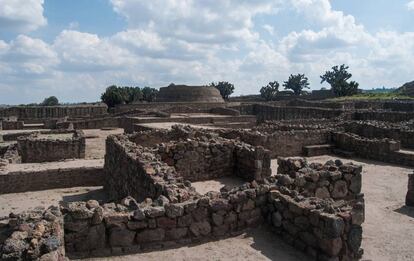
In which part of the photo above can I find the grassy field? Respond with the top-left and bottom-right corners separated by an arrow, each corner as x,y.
329,92 -> 414,101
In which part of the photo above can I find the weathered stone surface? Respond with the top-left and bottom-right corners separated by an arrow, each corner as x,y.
109,227 -> 135,247
165,204 -> 184,218
136,228 -> 165,242
332,180 -> 348,199
319,237 -> 342,257
145,207 -> 165,218
165,228 -> 188,240
157,217 -> 177,229
315,187 -> 330,199
189,221 -> 211,237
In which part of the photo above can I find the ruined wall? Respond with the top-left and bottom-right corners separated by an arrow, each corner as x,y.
0,104 -> 108,119
267,190 -> 364,260
276,158 -> 362,200
64,187 -> 267,259
1,120 -> 24,130
219,129 -> 331,158
158,139 -> 271,182
0,166 -> 103,194
0,206 -> 65,260
104,134 -> 197,203
252,104 -> 342,123
114,102 -> 230,114
343,121 -> 414,149
332,132 -> 400,161
353,111 -> 414,122
17,130 -> 86,163
57,117 -> 119,130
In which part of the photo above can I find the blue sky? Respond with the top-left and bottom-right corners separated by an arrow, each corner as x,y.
0,0 -> 413,104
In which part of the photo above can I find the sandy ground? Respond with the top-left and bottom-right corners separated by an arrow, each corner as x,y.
83,128 -> 124,159
0,154 -> 413,260
0,186 -> 105,217
2,159 -> 103,173
192,176 -> 246,194
307,155 -> 414,261
137,122 -> 219,130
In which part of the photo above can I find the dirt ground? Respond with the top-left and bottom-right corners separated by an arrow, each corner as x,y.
83,128 -> 124,159
0,154 -> 413,260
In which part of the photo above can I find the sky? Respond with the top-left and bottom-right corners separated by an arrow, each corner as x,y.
0,0 -> 413,104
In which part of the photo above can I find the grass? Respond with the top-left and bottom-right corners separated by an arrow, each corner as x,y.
329,92 -> 414,101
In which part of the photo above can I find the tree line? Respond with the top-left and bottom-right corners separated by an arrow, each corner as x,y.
99,64 -> 359,107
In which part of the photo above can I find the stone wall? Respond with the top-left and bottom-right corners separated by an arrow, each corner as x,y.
17,130 -> 85,163
267,189 -> 364,260
57,117 -> 119,130
158,139 -> 271,182
0,104 -> 108,119
252,104 -> 342,123
343,121 -> 414,149
406,173 -> 414,206
209,107 -> 241,116
218,129 -> 331,158
1,120 -> 24,130
0,166 -> 103,194
353,111 -> 414,122
0,206 -> 65,260
332,132 -> 400,161
104,134 -> 198,203
276,157 -> 362,200
63,185 -> 267,259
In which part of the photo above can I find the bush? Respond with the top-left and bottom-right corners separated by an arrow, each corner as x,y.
320,64 -> 359,97
41,96 -> 59,106
283,74 -> 310,95
260,81 -> 279,101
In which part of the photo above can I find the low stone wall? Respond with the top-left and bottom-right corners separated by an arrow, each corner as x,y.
114,102 -> 229,114
218,129 -> 331,158
252,104 -> 342,123
406,173 -> 414,206
276,157 -> 362,200
17,130 -> 86,163
0,143 -> 21,164
0,206 -> 65,260
104,134 -> 198,203
63,186 -> 267,258
332,132 -> 400,160
0,104 -> 108,119
209,107 -> 241,116
2,120 -> 24,130
158,139 -> 271,182
353,111 -> 414,122
267,190 -> 364,260
343,121 -> 414,149
0,166 -> 103,194
57,117 -> 119,130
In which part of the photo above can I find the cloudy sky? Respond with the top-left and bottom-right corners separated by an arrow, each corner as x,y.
0,0 -> 413,104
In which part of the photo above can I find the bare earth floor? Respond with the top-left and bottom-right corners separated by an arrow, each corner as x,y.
83,128 -> 124,159
0,155 -> 413,260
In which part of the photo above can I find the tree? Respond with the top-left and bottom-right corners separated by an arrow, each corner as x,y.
283,74 -> 310,95
41,96 -> 59,106
142,87 -> 158,102
210,81 -> 234,100
101,85 -> 127,108
124,87 -> 143,103
320,64 -> 359,97
260,81 -> 279,101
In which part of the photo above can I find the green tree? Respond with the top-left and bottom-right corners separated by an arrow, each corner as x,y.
101,85 -> 127,108
260,81 -> 279,101
210,81 -> 234,100
320,64 -> 359,96
142,87 -> 159,102
124,87 -> 143,103
41,96 -> 59,106
283,74 -> 310,95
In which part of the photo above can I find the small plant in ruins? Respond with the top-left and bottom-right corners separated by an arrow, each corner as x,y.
210,81 -> 235,100
283,74 -> 310,95
320,64 -> 359,97
260,81 -> 279,101
41,96 -> 59,106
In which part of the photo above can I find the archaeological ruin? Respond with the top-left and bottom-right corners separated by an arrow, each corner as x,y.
0,94 -> 413,260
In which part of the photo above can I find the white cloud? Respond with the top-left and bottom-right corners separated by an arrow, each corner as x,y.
408,1 -> 414,11
0,0 -> 46,32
